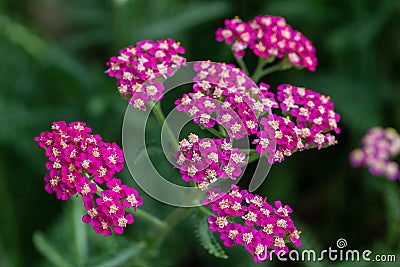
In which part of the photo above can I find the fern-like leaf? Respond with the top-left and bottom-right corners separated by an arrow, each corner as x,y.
196,218 -> 228,259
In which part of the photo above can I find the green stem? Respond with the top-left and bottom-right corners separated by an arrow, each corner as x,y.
235,57 -> 249,75
247,152 -> 260,164
141,101 -> 199,250
95,184 -> 102,196
204,126 -> 225,138
218,124 -> 228,137
251,58 -> 292,83
135,209 -> 166,229
149,207 -> 193,246
137,207 -> 194,263
199,206 -> 214,217
240,148 -> 257,154
149,101 -> 180,153
251,57 -> 267,81
71,198 -> 88,264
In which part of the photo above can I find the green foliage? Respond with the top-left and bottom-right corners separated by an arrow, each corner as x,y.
83,243 -> 144,267
383,181 -> 400,247
296,224 -> 328,267
33,232 -> 73,267
1,0 -> 400,266
195,216 -> 228,259
32,198 -> 145,267
131,1 -> 232,40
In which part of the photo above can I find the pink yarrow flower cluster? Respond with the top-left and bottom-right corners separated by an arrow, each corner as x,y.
105,39 -> 186,110
216,15 -> 317,71
254,83 -> 340,163
205,185 -> 301,262
34,121 -> 143,235
82,179 -> 143,236
350,127 -> 400,180
174,134 -> 246,190
175,63 -> 340,164
175,61 -> 274,139
277,84 -> 340,135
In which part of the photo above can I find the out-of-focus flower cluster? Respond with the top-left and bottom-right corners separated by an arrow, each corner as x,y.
205,185 -> 301,262
216,15 -> 317,71
174,134 -> 246,190
175,61 -> 274,139
254,83 -> 340,163
350,127 -> 400,180
35,121 -> 143,235
105,39 -> 186,110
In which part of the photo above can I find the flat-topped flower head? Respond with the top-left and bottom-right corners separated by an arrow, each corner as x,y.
253,83 -> 340,163
35,121 -> 126,196
216,16 -> 253,58
83,184 -> 142,236
174,134 -> 246,190
277,84 -> 340,135
106,39 -> 186,110
205,184 -> 301,262
176,61 -> 273,139
350,127 -> 400,180
35,121 -> 143,235
216,15 -> 317,71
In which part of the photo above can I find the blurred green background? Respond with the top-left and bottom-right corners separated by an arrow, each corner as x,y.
1,0 -> 400,266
